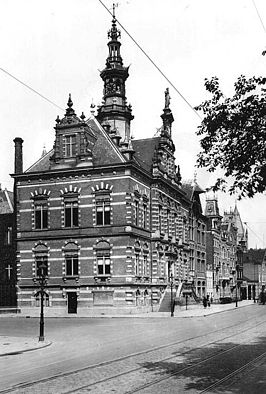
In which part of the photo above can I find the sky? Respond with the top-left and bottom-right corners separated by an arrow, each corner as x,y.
0,0 -> 266,249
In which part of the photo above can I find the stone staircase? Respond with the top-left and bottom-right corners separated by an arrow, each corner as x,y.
158,289 -> 174,312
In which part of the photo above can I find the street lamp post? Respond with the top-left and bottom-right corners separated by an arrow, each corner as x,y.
38,262 -> 47,342
235,264 -> 239,308
254,263 -> 256,303
170,273 -> 174,317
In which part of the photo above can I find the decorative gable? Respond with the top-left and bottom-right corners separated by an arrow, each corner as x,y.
50,95 -> 97,169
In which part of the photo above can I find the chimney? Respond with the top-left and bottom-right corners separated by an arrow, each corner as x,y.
13,137 -> 24,174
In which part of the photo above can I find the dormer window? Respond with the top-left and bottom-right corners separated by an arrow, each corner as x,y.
64,135 -> 76,157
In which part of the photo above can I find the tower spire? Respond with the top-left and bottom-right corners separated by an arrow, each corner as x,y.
96,7 -> 134,142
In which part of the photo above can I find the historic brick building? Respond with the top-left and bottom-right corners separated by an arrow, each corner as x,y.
205,198 -> 247,302
183,179 -> 207,299
0,186 -> 17,307
12,12 -> 198,316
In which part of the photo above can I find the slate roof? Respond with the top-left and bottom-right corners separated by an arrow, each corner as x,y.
26,150 -> 53,173
132,138 -> 160,173
0,188 -> 13,214
243,249 -> 266,265
182,180 -> 204,200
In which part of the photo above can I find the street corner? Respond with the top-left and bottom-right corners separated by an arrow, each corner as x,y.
0,336 -> 52,356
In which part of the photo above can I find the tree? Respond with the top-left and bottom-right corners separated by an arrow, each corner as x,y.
195,75 -> 266,198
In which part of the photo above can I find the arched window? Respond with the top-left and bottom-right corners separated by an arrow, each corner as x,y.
95,240 -> 111,277
34,291 -> 49,307
134,241 -> 141,276
31,189 -> 50,230
33,243 -> 48,277
63,242 -> 79,277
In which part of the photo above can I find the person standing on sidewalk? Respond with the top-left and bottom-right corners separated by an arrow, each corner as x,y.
203,296 -> 207,308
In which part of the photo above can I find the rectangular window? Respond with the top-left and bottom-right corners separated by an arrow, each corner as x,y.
143,255 -> 148,276
167,210 -> 170,236
143,203 -> 147,229
96,200 -> 110,225
4,227 -> 12,245
64,199 -> 78,227
36,255 -> 48,277
64,135 -> 76,157
97,256 -> 111,276
135,254 -> 140,276
66,255 -> 79,276
34,202 -> 48,229
159,205 -> 163,233
134,200 -> 139,226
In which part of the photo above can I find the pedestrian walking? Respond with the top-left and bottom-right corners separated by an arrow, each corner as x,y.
203,296 -> 207,308
207,295 -> 211,307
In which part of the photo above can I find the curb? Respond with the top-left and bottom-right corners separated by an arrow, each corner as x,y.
0,341 -> 52,357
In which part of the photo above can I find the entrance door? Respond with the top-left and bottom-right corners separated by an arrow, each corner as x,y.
67,292 -> 77,314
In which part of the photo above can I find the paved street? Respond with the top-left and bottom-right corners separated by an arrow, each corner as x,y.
0,304 -> 266,393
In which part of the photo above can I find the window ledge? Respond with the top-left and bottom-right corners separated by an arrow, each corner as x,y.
63,276 -> 79,282
94,276 -> 111,283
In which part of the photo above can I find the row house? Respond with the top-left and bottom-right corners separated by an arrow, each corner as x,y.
12,12 -> 194,316
205,197 -> 247,301
183,180 -> 207,299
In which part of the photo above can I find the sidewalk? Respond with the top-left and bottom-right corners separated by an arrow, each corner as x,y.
175,299 -> 255,318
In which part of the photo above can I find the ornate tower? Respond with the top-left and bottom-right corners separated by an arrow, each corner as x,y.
96,6 -> 134,142
205,195 -> 222,231
152,88 -> 181,184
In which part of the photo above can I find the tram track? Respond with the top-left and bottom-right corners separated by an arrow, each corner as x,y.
2,313 -> 266,394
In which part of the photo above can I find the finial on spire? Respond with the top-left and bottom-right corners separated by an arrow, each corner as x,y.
108,3 -> 121,41
42,144 -> 47,157
65,94 -> 76,117
90,100 -> 96,115
193,170 -> 197,184
112,3 -> 117,19
67,93 -> 73,108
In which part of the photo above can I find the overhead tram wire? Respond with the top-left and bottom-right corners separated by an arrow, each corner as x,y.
252,0 -> 266,37
98,0 -> 202,121
0,67 -> 64,112
244,221 -> 265,246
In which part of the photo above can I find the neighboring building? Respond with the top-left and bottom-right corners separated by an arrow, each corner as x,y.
0,185 -> 16,307
12,12 -> 197,316
242,249 -> 266,300
183,179 -> 207,299
205,197 -> 239,302
223,206 -> 248,299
